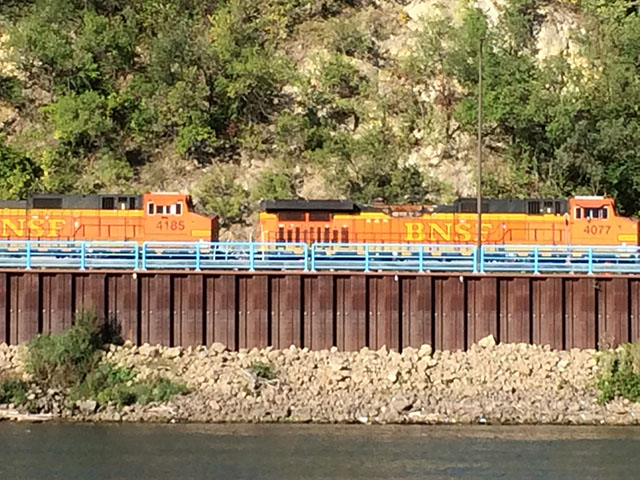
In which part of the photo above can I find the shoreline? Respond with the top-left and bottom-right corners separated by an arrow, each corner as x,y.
1,337 -> 639,425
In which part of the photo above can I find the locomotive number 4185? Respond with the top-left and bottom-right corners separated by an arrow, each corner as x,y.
156,220 -> 185,231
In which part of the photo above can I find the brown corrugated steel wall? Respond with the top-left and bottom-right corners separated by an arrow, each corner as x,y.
0,270 -> 639,351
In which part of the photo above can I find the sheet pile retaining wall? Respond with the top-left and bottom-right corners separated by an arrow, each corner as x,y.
1,270 -> 638,351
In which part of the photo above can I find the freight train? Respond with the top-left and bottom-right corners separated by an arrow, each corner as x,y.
0,193 -> 636,247
259,196 -> 639,246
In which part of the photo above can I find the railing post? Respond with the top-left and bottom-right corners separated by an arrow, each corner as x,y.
303,243 -> 309,272
249,242 -> 255,272
364,244 -> 370,272
533,246 -> 539,274
472,246 -> 478,274
80,242 -> 86,270
195,241 -> 201,271
133,243 -> 139,270
588,247 -> 594,275
311,243 -> 316,271
418,245 -> 424,273
25,241 -> 31,270
141,243 -> 147,270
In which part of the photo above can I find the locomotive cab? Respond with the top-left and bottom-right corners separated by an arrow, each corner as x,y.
142,193 -> 218,242
568,196 -> 638,245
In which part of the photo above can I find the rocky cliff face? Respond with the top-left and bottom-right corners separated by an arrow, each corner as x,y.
0,1 -> 613,228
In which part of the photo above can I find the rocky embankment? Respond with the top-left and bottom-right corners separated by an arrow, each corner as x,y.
1,337 -> 639,425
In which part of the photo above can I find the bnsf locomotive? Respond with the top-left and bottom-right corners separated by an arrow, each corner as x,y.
259,196 -> 639,246
0,192 -> 218,242
0,193 -> 636,246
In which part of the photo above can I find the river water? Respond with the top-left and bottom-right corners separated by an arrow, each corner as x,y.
0,423 -> 639,479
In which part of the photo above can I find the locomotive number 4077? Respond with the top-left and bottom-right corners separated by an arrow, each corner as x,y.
156,220 -> 185,231
584,225 -> 611,235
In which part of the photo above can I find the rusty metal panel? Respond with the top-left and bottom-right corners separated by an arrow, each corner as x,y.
106,274 -> 139,344
434,276 -> 465,351
238,275 -> 268,349
74,273 -> 106,318
466,277 -> 498,346
9,273 -> 39,344
532,277 -> 564,350
597,278 -> 629,349
140,274 -> 171,345
335,276 -> 367,351
401,276 -> 432,348
270,275 -> 302,349
565,278 -> 596,349
303,275 -> 334,350
368,276 -> 400,350
631,280 -> 640,343
172,275 -> 204,347
205,275 -> 236,349
0,273 -> 7,343
499,277 -> 531,344
41,273 -> 73,336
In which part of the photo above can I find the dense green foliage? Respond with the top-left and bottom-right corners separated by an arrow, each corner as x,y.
26,312 -> 188,408
597,343 -> 640,403
1,0 -> 640,220
71,363 -> 190,408
0,378 -> 29,405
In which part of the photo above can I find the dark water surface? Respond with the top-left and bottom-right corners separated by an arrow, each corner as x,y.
0,423 -> 639,479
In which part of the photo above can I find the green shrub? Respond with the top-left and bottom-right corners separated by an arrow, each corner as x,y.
596,343 -> 640,403
193,166 -> 250,228
26,311 -> 104,390
250,360 -> 277,380
0,379 -> 29,405
71,363 -> 189,408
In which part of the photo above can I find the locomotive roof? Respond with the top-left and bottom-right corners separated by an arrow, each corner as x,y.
260,199 -> 356,212
260,198 -> 569,215
0,193 -> 142,210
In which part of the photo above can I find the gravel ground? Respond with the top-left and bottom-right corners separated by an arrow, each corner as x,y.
1,337 -> 639,424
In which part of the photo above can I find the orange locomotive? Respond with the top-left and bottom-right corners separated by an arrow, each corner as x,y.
259,197 -> 639,246
0,192 -> 218,242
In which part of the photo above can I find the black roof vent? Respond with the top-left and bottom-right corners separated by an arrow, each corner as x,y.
260,199 -> 356,212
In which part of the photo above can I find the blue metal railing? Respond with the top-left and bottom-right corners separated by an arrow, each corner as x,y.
0,240 -> 640,274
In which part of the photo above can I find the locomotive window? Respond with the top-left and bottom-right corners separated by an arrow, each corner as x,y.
278,211 -> 305,221
528,201 -> 540,214
278,227 -> 284,242
341,227 -> 349,242
309,212 -> 331,222
295,227 -> 300,242
602,207 -> 608,219
102,197 -> 115,210
156,205 -> 167,215
175,202 -> 183,215
117,197 -> 128,210
129,197 -> 137,210
147,202 -> 155,215
324,227 -> 330,243
555,202 -> 563,214
543,201 -> 553,213
332,230 -> 339,243
575,208 -> 582,219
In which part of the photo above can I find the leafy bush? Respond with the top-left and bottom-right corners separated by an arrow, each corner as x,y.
250,361 -> 277,380
71,363 -> 190,408
0,139 -> 41,199
0,379 -> 29,405
193,166 -> 250,228
597,343 -> 640,403
27,311 -> 104,390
